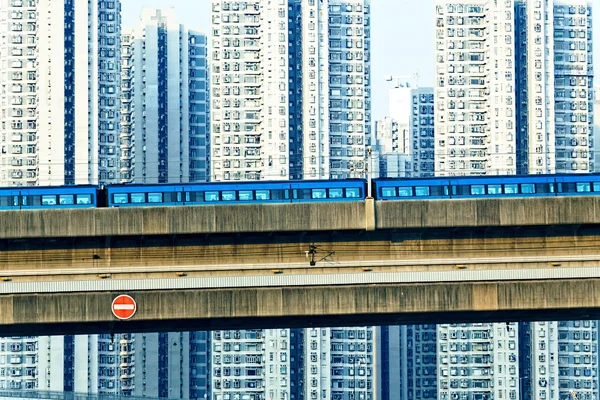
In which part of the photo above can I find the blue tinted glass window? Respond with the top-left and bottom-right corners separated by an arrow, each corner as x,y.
42,195 -> 57,205
521,184 -> 535,194
470,185 -> 485,195
345,188 -> 360,198
398,188 -> 413,197
113,194 -> 128,204
576,183 -> 591,192
415,187 -> 430,196
487,185 -> 502,194
77,195 -> 92,205
329,188 -> 343,198
204,191 -> 219,201
381,187 -> 396,197
59,195 -> 74,205
148,193 -> 163,203
239,191 -> 253,201
312,189 -> 327,199
222,191 -> 236,201
131,193 -> 145,203
504,184 -> 518,194
593,183 -> 600,192
256,190 -> 270,200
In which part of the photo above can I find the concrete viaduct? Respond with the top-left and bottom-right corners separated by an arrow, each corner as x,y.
0,196 -> 600,335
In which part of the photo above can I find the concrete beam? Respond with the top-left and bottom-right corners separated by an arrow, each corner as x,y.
0,202 -> 366,239
1,196 -> 599,239
2,278 -> 600,336
376,196 -> 600,229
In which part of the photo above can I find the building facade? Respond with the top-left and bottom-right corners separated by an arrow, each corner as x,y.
210,0 -> 371,182
0,0 -> 121,186
434,0 -> 594,176
210,328 -> 375,400
120,8 -> 209,184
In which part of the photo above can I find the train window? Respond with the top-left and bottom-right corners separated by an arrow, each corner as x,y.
521,184 -> 535,194
131,193 -> 146,203
255,190 -> 270,200
148,193 -> 163,203
239,191 -> 253,201
536,183 -> 555,194
204,191 -> 219,201
113,194 -> 128,204
470,185 -> 485,195
329,188 -> 343,198
186,192 -> 202,202
59,195 -> 74,205
454,185 -> 470,196
42,195 -> 57,206
576,183 -> 591,193
593,183 -> 600,192
381,187 -> 396,197
345,188 -> 360,198
163,192 -> 179,203
398,188 -> 413,197
0,196 -> 13,207
295,189 -> 312,199
271,190 -> 288,200
487,185 -> 502,195
222,191 -> 236,201
76,194 -> 92,205
430,186 -> 447,197
24,196 -> 41,206
504,184 -> 518,194
415,187 -> 430,196
312,189 -> 327,199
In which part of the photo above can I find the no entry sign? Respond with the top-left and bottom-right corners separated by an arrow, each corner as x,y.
111,295 -> 137,320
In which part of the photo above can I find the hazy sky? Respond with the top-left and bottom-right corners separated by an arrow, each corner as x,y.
122,0 -> 600,121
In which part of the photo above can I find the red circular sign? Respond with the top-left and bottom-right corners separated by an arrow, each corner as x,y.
111,295 -> 137,320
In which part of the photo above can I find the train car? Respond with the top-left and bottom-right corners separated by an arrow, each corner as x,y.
447,175 -> 557,198
106,179 -> 367,207
0,186 -> 98,210
554,174 -> 600,196
372,177 -> 451,200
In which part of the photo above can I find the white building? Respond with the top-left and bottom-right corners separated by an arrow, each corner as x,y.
434,0 -> 594,176
434,0 -> 516,176
515,0 -> 594,174
0,0 -> 121,186
594,88 -> 600,171
210,0 -> 371,181
120,8 -> 209,184
210,328 -> 375,400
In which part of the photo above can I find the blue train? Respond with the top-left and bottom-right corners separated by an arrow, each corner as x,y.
1,173 -> 600,210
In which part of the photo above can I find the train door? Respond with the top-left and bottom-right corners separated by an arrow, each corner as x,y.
554,177 -> 564,195
11,190 -> 20,209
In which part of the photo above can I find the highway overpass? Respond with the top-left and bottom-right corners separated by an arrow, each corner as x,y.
2,266 -> 600,336
0,196 -> 599,335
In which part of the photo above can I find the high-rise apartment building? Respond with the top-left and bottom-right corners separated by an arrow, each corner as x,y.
594,88 -> 600,171
434,0 -> 517,176
434,0 -> 594,176
210,0 -> 371,181
0,0 -> 121,186
210,327 -> 375,400
519,321 -> 599,400
120,8 -> 209,184
516,0 -> 594,174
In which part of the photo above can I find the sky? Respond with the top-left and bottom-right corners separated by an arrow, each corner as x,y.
122,0 -> 600,122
